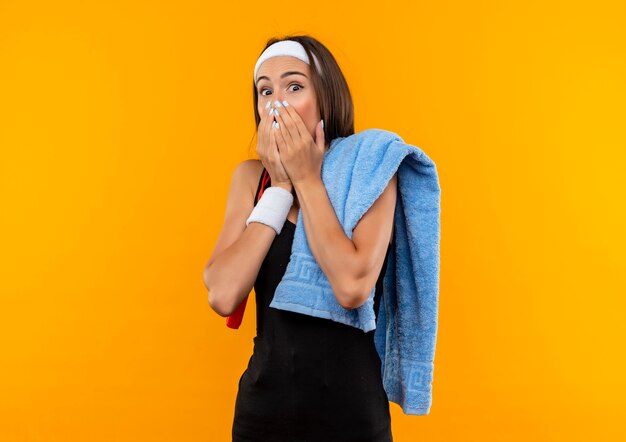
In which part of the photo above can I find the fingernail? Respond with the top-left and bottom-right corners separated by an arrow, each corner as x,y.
274,100 -> 282,107
275,122 -> 280,128
272,121 -> 276,128
321,119 -> 324,128
269,108 -> 274,115
282,100 -> 289,107
265,102 -> 271,109
274,108 -> 279,116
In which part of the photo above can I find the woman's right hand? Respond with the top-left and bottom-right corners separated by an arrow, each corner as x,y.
256,105 -> 292,188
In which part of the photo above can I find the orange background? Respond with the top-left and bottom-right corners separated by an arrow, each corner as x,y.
1,0 -> 625,440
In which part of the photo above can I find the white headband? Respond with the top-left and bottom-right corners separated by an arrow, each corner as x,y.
254,40 -> 322,83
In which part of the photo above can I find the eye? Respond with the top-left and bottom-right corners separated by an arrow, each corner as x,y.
258,83 -> 303,96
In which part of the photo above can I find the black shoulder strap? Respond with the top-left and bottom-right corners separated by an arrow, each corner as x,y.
253,167 -> 271,206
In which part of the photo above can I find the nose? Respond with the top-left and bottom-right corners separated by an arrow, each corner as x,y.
263,97 -> 283,113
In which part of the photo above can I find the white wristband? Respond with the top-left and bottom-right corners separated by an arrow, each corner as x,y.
246,186 -> 294,235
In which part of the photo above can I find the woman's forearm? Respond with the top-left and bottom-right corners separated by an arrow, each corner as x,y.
204,222 -> 277,317
293,176 -> 361,308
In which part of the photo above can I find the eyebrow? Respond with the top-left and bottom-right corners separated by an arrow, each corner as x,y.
256,71 -> 308,86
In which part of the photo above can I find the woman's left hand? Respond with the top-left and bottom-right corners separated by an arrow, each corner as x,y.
272,101 -> 325,186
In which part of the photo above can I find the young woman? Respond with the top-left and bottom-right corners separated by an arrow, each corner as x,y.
204,35 -> 397,442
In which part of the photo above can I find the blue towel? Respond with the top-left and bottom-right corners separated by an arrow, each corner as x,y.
269,128 -> 441,415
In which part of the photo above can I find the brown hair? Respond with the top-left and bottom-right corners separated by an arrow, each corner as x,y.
248,34 -> 355,156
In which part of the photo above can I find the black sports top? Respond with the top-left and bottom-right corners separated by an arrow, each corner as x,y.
232,167 -> 393,442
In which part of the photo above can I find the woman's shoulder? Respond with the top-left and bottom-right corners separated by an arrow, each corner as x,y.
234,159 -> 265,200
239,158 -> 264,176
246,159 -> 265,184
